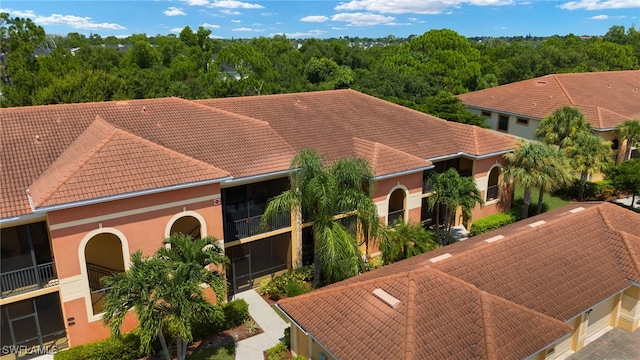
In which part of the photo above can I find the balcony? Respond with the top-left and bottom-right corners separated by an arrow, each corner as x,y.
486,185 -> 499,201
225,212 -> 290,241
1,262 -> 58,298
87,263 -> 119,314
387,209 -> 405,225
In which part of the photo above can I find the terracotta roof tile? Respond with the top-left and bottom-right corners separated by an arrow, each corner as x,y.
459,71 -> 640,130
352,137 -> 431,177
280,202 -> 640,359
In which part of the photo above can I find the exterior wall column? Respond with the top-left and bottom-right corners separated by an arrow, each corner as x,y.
619,286 -> 640,331
573,313 -> 589,351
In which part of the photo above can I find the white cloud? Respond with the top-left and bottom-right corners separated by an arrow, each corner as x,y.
164,7 -> 186,16
209,1 -> 264,9
232,27 -> 265,31
171,27 -> 185,33
559,0 -> 640,10
220,9 -> 242,15
271,29 -> 327,38
7,9 -> 36,17
201,22 -> 221,28
182,0 -> 209,5
332,12 -> 396,26
231,19 -> 242,23
335,0 -> 514,15
34,14 -> 125,30
300,15 -> 329,22
589,14 -> 610,18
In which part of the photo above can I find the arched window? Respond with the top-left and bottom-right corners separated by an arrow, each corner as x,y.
486,167 -> 501,201
387,188 -> 406,225
169,215 -> 202,239
84,233 -> 125,315
611,139 -> 619,150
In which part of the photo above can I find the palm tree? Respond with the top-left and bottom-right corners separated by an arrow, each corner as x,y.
262,149 -> 379,286
615,119 -> 640,161
102,235 -> 228,360
535,106 -> 593,150
535,147 -> 574,215
427,168 -> 483,245
379,220 -> 440,265
504,141 -> 555,220
563,133 -> 613,201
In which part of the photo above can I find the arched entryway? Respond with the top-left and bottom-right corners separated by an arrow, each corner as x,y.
486,166 -> 501,201
84,233 -> 125,315
169,215 -> 202,239
387,188 -> 406,225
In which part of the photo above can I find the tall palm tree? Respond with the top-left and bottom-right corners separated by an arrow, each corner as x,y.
102,235 -> 228,360
535,106 -> 593,150
427,168 -> 483,245
535,147 -> 574,215
504,141 -> 554,220
563,133 -> 613,201
378,220 -> 440,265
615,119 -> 640,161
262,149 -> 379,286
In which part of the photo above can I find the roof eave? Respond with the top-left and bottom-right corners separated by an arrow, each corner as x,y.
30,176 -> 233,215
275,303 -> 340,360
221,169 -> 291,187
428,149 -> 512,162
374,165 -> 435,181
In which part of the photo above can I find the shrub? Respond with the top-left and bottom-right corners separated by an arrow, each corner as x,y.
54,331 -> 144,360
258,266 -> 313,300
469,212 -> 516,236
192,304 -> 226,340
510,198 -> 548,220
283,327 -> 291,349
284,279 -> 308,297
365,256 -> 384,271
223,299 -> 249,328
266,342 -> 289,360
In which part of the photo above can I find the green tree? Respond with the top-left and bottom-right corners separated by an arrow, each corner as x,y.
535,147 -> 574,215
427,168 -> 483,244
563,133 -> 613,201
535,106 -> 593,150
615,119 -> 640,162
608,159 -> 640,206
378,220 -> 439,264
504,142 -> 556,219
262,149 -> 379,286
102,234 -> 228,360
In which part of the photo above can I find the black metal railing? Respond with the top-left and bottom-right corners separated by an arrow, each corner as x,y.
486,185 -> 499,201
387,209 -> 405,225
0,262 -> 58,298
225,212 -> 290,241
86,263 -> 119,291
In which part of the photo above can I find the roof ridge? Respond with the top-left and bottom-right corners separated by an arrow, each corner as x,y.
30,116 -> 118,207
403,271 -> 417,360
187,98 -> 272,126
598,205 -> 640,280
479,292 -> 497,360
553,74 -> 576,106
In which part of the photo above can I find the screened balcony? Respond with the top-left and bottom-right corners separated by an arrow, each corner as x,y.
1,222 -> 58,299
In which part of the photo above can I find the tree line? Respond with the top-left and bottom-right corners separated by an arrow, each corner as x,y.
2,12 -> 639,125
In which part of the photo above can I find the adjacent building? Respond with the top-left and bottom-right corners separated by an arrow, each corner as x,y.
458,70 -> 640,162
279,202 -> 640,360
0,89 -> 516,352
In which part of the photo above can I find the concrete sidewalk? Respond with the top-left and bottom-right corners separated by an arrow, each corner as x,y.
233,289 -> 290,359
616,196 -> 640,209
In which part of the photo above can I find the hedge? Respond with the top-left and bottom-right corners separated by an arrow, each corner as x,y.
222,298 -> 249,328
469,212 -> 516,236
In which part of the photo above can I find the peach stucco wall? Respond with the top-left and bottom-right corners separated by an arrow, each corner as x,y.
471,155 -> 509,221
47,184 -> 224,346
373,172 -> 422,200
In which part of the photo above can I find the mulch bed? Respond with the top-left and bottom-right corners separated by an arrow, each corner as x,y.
189,316 -> 264,353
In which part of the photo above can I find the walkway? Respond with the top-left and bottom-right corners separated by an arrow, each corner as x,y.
565,327 -> 640,360
233,289 -> 290,359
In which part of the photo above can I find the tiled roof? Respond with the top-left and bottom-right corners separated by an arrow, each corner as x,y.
196,89 -> 517,163
1,98 -> 294,218
279,202 -> 640,359
352,137 -> 432,177
458,71 -> 640,130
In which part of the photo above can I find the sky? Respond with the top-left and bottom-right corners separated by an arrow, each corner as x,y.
1,0 -> 639,39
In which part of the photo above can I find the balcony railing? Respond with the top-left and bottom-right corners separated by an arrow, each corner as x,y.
486,185 -> 499,201
1,262 -> 58,298
387,209 -> 405,225
225,212 -> 290,241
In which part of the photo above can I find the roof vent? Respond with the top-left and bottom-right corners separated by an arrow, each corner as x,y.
537,80 -> 548,84
607,84 -> 612,88
373,288 -> 401,309
569,207 -> 586,213
485,235 -> 505,243
528,220 -> 546,228
34,135 -> 42,142
429,253 -> 452,263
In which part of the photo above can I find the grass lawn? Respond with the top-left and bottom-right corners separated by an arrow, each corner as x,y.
188,343 -> 235,360
272,304 -> 290,323
513,186 -> 570,212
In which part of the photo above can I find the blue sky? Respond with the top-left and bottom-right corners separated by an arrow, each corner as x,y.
1,0 -> 639,39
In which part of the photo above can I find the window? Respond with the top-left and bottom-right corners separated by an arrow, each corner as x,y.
486,167 -> 501,201
481,111 -> 491,118
516,118 -> 529,126
388,188 -> 406,225
497,115 -> 509,132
